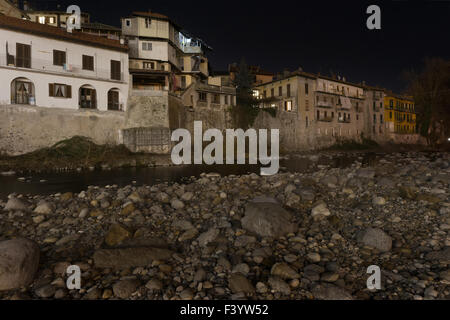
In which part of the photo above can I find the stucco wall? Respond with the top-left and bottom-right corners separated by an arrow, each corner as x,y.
125,90 -> 170,128
0,104 -> 125,155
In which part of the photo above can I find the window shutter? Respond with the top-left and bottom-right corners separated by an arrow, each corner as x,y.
16,43 -> 23,67
92,89 -> 97,108
24,44 -> 31,68
49,83 -> 54,97
66,85 -> 72,98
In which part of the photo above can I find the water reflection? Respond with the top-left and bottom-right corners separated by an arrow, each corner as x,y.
0,153 -> 373,199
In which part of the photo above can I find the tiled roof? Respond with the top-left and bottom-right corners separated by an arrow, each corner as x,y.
81,22 -> 121,32
0,15 -> 128,52
131,11 -> 169,20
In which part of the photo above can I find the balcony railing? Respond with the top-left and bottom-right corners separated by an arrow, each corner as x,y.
0,54 -> 124,82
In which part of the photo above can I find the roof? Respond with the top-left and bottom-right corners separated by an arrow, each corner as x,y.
81,22 -> 121,32
0,15 -> 128,52
131,11 -> 169,20
26,10 -> 90,17
126,11 -> 182,30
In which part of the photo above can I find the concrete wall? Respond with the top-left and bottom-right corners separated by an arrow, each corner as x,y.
0,104 -> 125,155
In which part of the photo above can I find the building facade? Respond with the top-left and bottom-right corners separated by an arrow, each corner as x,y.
0,15 -> 129,111
122,10 -> 236,135
384,94 -> 416,134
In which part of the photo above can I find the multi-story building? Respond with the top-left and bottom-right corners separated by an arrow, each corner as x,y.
384,94 -> 416,134
363,85 -> 386,141
0,14 -> 129,111
26,9 -> 90,28
253,71 -> 366,143
121,10 -> 236,132
229,63 -> 274,86
0,0 -> 28,19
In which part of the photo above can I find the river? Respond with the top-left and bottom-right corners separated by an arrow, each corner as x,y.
0,152 -> 378,199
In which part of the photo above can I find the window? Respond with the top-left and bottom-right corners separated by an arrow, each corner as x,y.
38,16 -> 45,24
278,86 -> 282,96
125,19 -> 131,27
142,42 -> 152,51
11,77 -> 35,104
199,92 -> 207,102
263,90 -> 266,98
380,114 -> 383,124
271,88 -> 274,97
79,85 -> 97,109
306,116 -> 309,127
143,61 -> 154,69
16,43 -> 31,68
389,111 -> 392,119
224,95 -> 228,105
110,60 -> 121,80
305,83 -> 309,95
285,100 -> 292,111
49,83 -> 72,98
53,50 -> 66,66
82,55 -> 94,71
316,110 -> 320,120
108,89 -> 120,111
213,94 -> 220,104
181,76 -> 186,89
287,84 -> 291,97
145,18 -> 151,28
373,114 -> 376,124
305,99 -> 309,111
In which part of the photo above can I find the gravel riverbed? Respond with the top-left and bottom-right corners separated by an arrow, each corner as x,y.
0,151 -> 449,300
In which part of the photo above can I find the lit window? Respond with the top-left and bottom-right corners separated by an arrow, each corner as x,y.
39,16 -> 45,24
285,101 -> 292,111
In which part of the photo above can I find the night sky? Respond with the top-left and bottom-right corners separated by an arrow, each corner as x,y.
29,0 -> 450,92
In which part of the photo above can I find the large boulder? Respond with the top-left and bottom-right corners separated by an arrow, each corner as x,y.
311,283 -> 353,300
4,197 -> 30,211
241,198 -> 297,238
93,247 -> 173,269
0,238 -> 40,291
357,228 -> 392,252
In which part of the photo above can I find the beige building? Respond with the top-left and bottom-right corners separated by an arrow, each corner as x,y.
0,0 -> 28,19
253,70 -> 372,148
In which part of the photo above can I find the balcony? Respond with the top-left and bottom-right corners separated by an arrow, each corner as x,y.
195,82 -> 236,95
316,100 -> 333,108
338,117 -> 351,123
318,116 -> 333,122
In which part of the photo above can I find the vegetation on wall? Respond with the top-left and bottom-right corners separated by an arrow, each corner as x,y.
229,59 -> 276,129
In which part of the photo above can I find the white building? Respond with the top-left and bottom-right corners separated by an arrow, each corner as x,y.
0,15 -> 129,111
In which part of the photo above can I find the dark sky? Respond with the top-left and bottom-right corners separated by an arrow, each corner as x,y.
29,0 -> 450,92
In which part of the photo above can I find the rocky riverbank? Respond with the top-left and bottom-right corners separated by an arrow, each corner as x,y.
0,152 -> 449,300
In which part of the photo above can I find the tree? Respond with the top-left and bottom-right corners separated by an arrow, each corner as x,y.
406,58 -> 450,147
230,58 -> 260,128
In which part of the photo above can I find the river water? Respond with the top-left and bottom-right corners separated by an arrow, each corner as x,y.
0,153 -> 378,199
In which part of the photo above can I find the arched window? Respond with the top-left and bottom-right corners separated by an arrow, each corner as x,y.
79,84 -> 96,109
11,77 -> 35,105
107,88 -> 121,111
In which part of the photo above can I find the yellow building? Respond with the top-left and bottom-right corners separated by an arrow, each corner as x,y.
384,94 -> 416,134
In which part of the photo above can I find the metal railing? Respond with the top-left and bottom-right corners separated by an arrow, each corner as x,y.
0,54 -> 124,82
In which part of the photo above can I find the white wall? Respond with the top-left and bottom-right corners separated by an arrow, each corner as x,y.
0,28 -> 129,111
